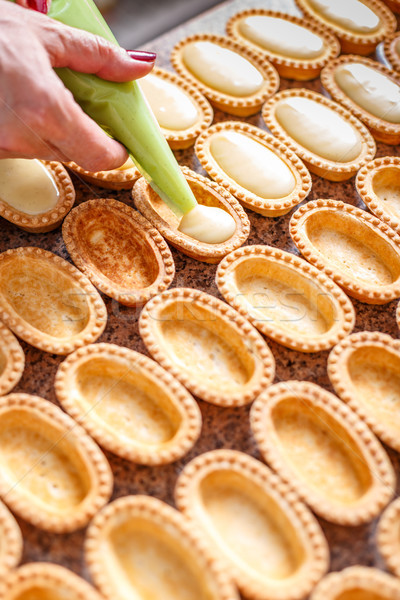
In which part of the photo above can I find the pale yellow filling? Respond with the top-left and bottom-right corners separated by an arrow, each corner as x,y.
209,131 -> 295,199
308,0 -> 381,33
0,159 -> 59,215
275,96 -> 362,162
239,15 -> 325,60
116,157 -> 135,171
140,74 -> 199,131
178,205 -> 236,244
182,41 -> 264,97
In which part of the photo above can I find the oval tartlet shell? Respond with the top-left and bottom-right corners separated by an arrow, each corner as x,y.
356,156 -> 400,234
139,288 -> 275,407
195,122 -> 312,217
294,0 -> 396,54
140,66 -> 213,149
0,393 -> 113,533
66,160 -> 140,190
0,246 -> 107,354
0,563 -> 104,600
0,500 -> 22,577
0,161 -> 75,233
310,566 -> 400,600
85,494 -> 239,600
175,449 -> 329,600
321,55 -> 400,145
328,331 -> 400,452
226,9 -> 340,81
290,198 -> 400,303
250,380 -> 395,526
384,32 -> 400,73
132,166 -> 250,263
0,323 -> 24,396
216,245 -> 355,353
55,343 -> 202,465
171,33 -> 279,116
62,198 -> 175,307
262,88 -> 376,181
377,497 -> 400,578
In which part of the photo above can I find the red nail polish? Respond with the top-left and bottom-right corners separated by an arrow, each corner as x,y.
127,50 -> 156,63
26,0 -> 48,13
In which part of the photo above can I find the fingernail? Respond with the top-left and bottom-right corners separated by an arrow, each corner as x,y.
127,50 -> 156,63
26,0 -> 48,13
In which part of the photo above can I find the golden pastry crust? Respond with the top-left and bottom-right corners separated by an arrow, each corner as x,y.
262,88 -> 376,181
0,246 -> 107,354
290,198 -> 400,303
139,288 -> 275,407
171,33 -> 279,116
0,563 -> 104,600
250,380 -> 395,526
66,160 -> 140,190
384,32 -> 400,73
62,198 -> 175,307
356,157 -> 400,234
175,449 -> 329,600
295,0 -> 396,54
377,497 -> 400,578
0,393 -> 112,533
0,161 -> 75,233
85,495 -> 240,600
55,343 -> 202,465
0,500 -> 22,578
383,0 -> 400,12
226,9 -> 340,81
195,122 -> 312,217
321,55 -> 400,145
0,323 -> 24,397
328,331 -> 400,452
141,66 -> 213,149
216,245 -> 355,352
310,566 -> 400,600
132,166 -> 250,263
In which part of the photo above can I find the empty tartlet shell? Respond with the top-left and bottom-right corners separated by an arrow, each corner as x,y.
262,88 -> 376,181
55,343 -> 202,465
140,66 -> 213,149
294,0 -> 396,54
175,449 -> 329,600
0,323 -> 24,396
321,55 -> 400,145
171,33 -> 279,116
356,157 -> 400,234
195,122 -> 312,217
250,380 -> 395,526
139,288 -> 275,407
0,161 -> 75,233
226,9 -> 340,81
85,494 -> 239,600
0,393 -> 112,533
377,497 -> 400,577
0,500 -> 22,577
0,563 -> 104,600
0,246 -> 107,354
216,245 -> 355,353
384,32 -> 400,73
328,331 -> 400,452
132,166 -> 250,263
290,198 -> 400,303
62,198 -> 175,307
66,161 -> 140,190
310,566 -> 400,600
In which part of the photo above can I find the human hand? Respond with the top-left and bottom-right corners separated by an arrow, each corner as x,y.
0,0 -> 156,171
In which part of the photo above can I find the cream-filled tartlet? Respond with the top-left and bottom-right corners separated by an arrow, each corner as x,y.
227,9 -> 340,80
66,156 -> 140,190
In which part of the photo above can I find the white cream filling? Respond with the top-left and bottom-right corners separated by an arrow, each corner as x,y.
239,15 -> 325,60
0,159 -> 59,215
178,204 -> 236,244
334,63 -> 400,123
139,74 -> 199,131
275,96 -> 362,162
209,131 -> 295,199
308,0 -> 381,33
182,41 -> 264,97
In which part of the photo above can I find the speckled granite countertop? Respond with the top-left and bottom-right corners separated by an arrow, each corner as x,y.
2,0 -> 400,589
